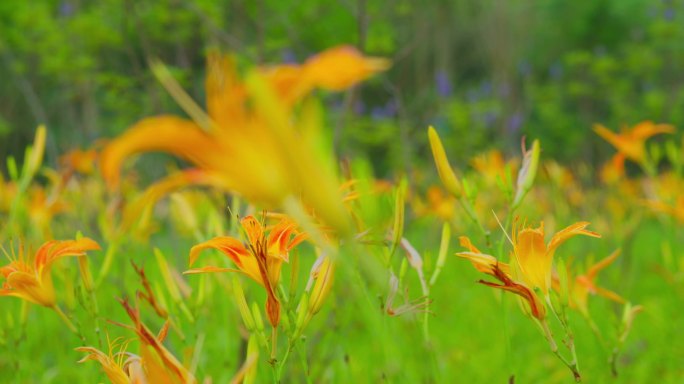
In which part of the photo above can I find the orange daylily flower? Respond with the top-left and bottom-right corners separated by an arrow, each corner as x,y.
78,300 -> 196,384
101,46 -> 389,235
646,196 -> 684,224
593,121 -> 675,164
470,149 -> 517,186
0,238 -> 100,307
456,236 -> 545,320
186,215 -> 307,327
570,250 -> 625,314
60,148 -> 98,176
511,221 -> 600,295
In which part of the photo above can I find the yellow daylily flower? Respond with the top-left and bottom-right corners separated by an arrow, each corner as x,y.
511,220 -> 600,295
186,215 -> 307,327
0,238 -> 100,307
100,46 -> 389,235
456,236 -> 546,321
593,121 -> 674,164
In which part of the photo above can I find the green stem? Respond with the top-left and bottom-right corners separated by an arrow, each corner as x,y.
540,320 -> 581,382
275,341 -> 293,383
51,305 -> 77,334
295,343 -> 312,384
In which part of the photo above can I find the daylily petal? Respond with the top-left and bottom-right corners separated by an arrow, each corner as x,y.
121,168 -> 235,230
6,271 -> 52,306
35,237 -> 101,270
458,236 -> 482,254
593,124 -> 621,149
100,116 -> 221,189
183,266 -> 242,275
240,216 -> 265,249
586,249 -> 620,280
630,121 -> 675,139
456,251 -> 510,276
513,224 -> 549,292
205,52 -> 247,128
594,286 -> 625,303
76,347 -> 130,384
303,46 -> 390,91
547,222 -> 600,256
188,237 -> 262,284
479,264 -> 546,320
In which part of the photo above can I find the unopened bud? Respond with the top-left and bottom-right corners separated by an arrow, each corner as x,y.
428,126 -> 462,198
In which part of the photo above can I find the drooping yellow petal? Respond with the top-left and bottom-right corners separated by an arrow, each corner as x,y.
100,116 -> 220,189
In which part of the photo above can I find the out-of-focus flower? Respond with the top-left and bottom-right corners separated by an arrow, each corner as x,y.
101,46 -> 389,235
570,250 -> 624,314
0,238 -> 100,307
543,161 -> 585,207
600,154 -> 626,184
646,196 -> 684,223
415,186 -> 455,222
470,149 -> 516,186
0,177 -> 16,212
186,215 -> 306,327
27,186 -> 69,238
594,121 -> 674,164
60,148 -> 98,176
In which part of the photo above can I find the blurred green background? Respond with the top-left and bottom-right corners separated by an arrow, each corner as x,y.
1,0 -> 683,175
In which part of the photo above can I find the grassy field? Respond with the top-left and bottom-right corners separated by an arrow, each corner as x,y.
1,44 -> 683,383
